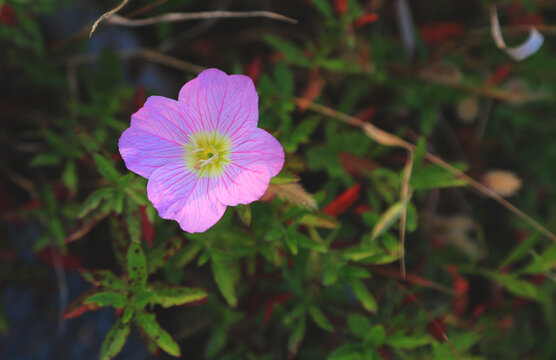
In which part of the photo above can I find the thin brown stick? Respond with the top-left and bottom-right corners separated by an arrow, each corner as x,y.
294,98 -> 556,243
124,0 -> 168,19
90,0 -> 130,38
397,283 -> 461,360
104,10 -> 298,27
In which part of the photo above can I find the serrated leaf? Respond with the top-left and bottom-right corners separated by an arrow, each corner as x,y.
78,188 -> 114,218
147,237 -> 183,274
211,254 -> 237,307
308,306 -> 334,332
99,320 -> 130,360
348,279 -> 377,313
84,291 -> 127,308
62,289 -> 102,319
80,269 -> 127,290
135,311 -> 181,357
127,243 -> 148,290
151,283 -> 208,308
125,197 -> 141,244
93,153 -> 120,182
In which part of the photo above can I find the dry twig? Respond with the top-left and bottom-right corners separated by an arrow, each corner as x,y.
90,0 -> 130,38
105,11 -> 297,27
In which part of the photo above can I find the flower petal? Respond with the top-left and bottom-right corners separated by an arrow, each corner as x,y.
147,162 -> 226,233
131,95 -> 204,145
213,128 -> 285,206
119,126 -> 184,179
178,69 -> 258,143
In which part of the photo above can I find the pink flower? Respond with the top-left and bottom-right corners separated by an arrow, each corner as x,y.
119,69 -> 284,233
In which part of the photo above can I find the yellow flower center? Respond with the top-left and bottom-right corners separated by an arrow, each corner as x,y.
184,131 -> 231,178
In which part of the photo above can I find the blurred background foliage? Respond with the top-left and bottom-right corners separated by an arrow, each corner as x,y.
1,0 -> 556,359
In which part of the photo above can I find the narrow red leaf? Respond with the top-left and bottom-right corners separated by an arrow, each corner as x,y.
262,292 -> 294,326
133,85 -> 146,112
353,13 -> 378,28
0,4 -> 17,27
323,184 -> 361,217
62,290 -> 102,319
297,68 -> 322,112
485,64 -> 512,86
427,318 -> 446,342
419,22 -> 464,45
339,152 -> 377,177
334,0 -> 348,16
244,55 -> 263,85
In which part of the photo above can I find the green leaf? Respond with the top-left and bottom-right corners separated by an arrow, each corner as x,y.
127,243 -> 148,290
414,137 -> 427,169
78,188 -> 114,218
274,61 -> 294,97
287,315 -> 306,356
29,153 -> 60,167
151,283 -> 208,308
298,233 -> 327,253
80,269 -> 127,290
385,333 -> 431,349
264,36 -> 311,67
311,0 -> 334,19
205,327 -> 227,358
371,202 -> 403,240
365,324 -> 386,347
328,344 -> 361,360
308,306 -> 334,332
270,172 -> 300,185
135,311 -> 181,357
211,254 -> 238,307
499,231 -> 541,268
341,245 -> 379,262
93,154 -> 120,182
62,161 -> 78,194
173,242 -> 203,267
342,266 -> 371,279
483,271 -> 537,299
411,164 -> 468,190
235,204 -> 252,226
125,197 -> 141,244
147,237 -> 183,274
84,291 -> 127,308
99,320 -> 130,360
348,314 -> 372,339
285,223 -> 299,255
348,279 -> 377,313
521,243 -> 556,274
